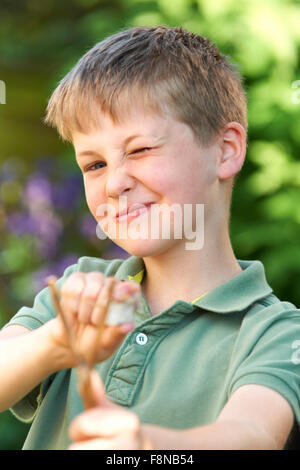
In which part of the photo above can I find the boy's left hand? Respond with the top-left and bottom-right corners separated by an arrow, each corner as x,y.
68,370 -> 153,450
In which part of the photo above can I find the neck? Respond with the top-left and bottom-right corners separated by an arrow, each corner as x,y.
141,225 -> 242,315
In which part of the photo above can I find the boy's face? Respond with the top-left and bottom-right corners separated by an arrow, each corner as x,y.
73,107 -> 220,258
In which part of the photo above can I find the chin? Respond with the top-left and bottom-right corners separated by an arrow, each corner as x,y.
115,237 -> 179,259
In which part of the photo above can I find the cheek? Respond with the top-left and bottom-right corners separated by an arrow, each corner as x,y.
83,181 -> 105,216
148,170 -> 178,200
155,163 -> 201,204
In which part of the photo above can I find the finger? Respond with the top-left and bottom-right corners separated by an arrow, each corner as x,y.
68,433 -> 140,450
90,277 -> 116,326
113,280 -> 141,302
78,277 -> 139,323
69,406 -> 139,441
77,272 -> 105,324
60,273 -> 86,320
96,323 -> 134,355
68,437 -> 105,450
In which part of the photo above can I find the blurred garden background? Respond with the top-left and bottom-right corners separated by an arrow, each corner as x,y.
0,0 -> 300,450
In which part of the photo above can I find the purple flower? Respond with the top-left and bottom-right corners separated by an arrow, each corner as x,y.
53,254 -> 79,277
5,212 -> 39,235
35,156 -> 57,176
23,173 -> 52,208
78,214 -> 98,240
0,157 -> 24,183
5,210 -> 63,255
32,254 -> 78,293
32,211 -> 62,237
31,211 -> 63,258
36,238 -> 58,258
51,174 -> 82,210
32,265 -> 55,293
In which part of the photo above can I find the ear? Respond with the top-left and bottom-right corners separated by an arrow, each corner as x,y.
217,122 -> 246,181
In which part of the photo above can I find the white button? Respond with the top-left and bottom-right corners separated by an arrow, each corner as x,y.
136,332 -> 148,345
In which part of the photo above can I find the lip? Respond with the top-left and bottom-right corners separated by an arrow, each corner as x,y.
115,202 -> 154,221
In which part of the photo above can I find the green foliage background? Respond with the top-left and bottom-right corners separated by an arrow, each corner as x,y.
0,0 -> 299,450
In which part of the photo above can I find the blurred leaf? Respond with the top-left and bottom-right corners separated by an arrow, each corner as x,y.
157,0 -> 192,20
79,9 -> 123,41
131,11 -> 164,26
246,141 -> 298,195
261,189 -> 300,223
0,235 -> 34,274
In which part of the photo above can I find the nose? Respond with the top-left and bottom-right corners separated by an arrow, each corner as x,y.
105,166 -> 135,199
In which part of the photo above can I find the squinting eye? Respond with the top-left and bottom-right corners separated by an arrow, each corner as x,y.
130,147 -> 151,155
85,162 -> 106,172
84,148 -> 152,172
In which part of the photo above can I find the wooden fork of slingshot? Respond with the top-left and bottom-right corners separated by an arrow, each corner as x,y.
46,275 -> 116,410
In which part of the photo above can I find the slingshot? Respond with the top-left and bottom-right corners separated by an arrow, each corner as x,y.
46,275 -> 153,449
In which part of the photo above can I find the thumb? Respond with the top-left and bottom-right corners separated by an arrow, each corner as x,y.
99,322 -> 134,352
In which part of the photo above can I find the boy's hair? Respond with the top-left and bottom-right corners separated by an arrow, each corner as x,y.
44,25 -> 248,148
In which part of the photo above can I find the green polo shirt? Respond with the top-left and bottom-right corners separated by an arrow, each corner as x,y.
4,255 -> 300,450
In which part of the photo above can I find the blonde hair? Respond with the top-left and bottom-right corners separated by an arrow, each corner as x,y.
44,25 -> 247,146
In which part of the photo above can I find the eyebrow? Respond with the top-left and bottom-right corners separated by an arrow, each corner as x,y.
77,134 -> 145,158
77,150 -> 102,158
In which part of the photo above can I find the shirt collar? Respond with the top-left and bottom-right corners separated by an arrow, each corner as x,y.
194,260 -> 273,313
114,256 -> 273,314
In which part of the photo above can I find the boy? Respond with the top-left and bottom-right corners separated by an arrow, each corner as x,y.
1,26 -> 300,450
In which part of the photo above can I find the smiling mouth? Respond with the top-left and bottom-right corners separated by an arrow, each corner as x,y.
115,203 -> 153,222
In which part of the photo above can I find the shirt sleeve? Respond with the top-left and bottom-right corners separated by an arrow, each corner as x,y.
228,309 -> 300,427
4,262 -> 79,331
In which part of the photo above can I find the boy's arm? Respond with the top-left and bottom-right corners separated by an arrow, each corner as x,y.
0,321 -> 73,413
69,382 -> 294,450
142,384 -> 294,449
0,273 -> 140,414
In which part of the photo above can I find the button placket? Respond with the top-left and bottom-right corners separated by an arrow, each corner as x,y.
105,328 -> 152,405
105,302 -> 195,406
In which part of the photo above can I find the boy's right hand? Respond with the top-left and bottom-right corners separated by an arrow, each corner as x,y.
48,272 -> 140,368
